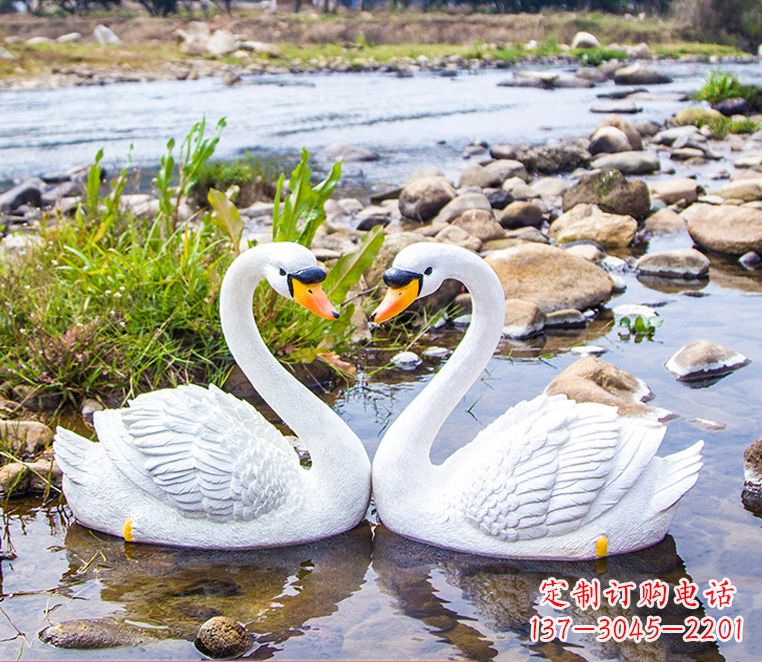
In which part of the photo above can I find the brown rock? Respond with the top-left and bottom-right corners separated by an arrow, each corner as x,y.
196,616 -> 250,658
666,340 -> 749,381
41,618 -> 150,649
365,232 -> 431,286
398,177 -> 456,222
717,178 -> 762,202
636,248 -> 710,279
598,115 -> 643,151
451,209 -> 505,241
0,420 -> 53,457
485,243 -> 614,313
503,299 -> 546,339
562,169 -> 650,220
649,178 -> 700,206
685,204 -> 762,255
644,208 -> 687,234
435,226 -> 482,252
545,357 -> 652,417
550,204 -> 638,248
498,201 -> 545,229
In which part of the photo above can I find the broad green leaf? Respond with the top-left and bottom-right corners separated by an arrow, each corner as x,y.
324,225 -> 384,303
208,188 -> 244,254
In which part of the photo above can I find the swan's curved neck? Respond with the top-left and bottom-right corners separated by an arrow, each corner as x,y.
375,252 -> 505,488
220,248 -> 364,487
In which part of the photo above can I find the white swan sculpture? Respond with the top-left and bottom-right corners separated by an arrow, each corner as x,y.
370,243 -> 703,560
54,242 -> 371,549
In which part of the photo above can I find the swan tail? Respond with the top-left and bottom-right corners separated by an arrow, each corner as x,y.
650,440 -> 704,513
53,427 -> 94,486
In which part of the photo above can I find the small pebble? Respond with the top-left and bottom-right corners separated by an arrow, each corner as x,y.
739,251 -> 761,270
613,304 -> 658,319
610,274 -> 627,292
390,351 -> 422,370
689,417 -> 727,431
195,616 -> 250,659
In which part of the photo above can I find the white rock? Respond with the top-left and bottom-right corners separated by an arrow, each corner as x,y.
206,30 -> 237,56
390,351 -> 422,370
56,32 -> 82,43
452,314 -> 472,328
93,25 -> 120,46
571,345 -> 607,357
422,346 -> 450,359
613,304 -> 658,319
571,31 -> 600,49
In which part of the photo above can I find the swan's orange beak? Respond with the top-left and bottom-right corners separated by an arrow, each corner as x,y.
291,280 -> 339,320
370,283 -> 419,323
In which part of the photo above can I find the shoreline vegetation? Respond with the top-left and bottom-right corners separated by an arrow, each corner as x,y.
0,10 -> 753,89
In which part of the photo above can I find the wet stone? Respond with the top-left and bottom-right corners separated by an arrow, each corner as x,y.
739,251 -> 761,269
502,299 -> 546,339
666,340 -> 749,382
390,351 -> 422,370
195,616 -> 250,658
636,249 -> 710,279
40,618 -> 149,649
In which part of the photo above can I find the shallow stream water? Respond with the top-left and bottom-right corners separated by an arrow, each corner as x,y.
1,64 -> 762,660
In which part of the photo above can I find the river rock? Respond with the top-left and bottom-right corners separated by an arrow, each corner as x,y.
41,618 -> 148,649
650,178 -> 700,205
665,340 -> 749,382
614,64 -> 672,85
717,178 -> 762,202
196,617 -> 250,658
564,242 -> 604,262
451,209 -> 505,241
493,140 -> 590,174
459,160 -> 527,188
318,143 -> 379,163
531,177 -> 568,200
432,192 -> 491,224
644,207 -> 687,234
671,147 -> 707,162
636,249 -> 710,279
502,299 -> 546,339
398,177 -> 456,222
589,126 -> 632,154
405,166 -> 445,184
0,179 -> 44,212
486,189 -> 513,209
590,101 -> 642,115
598,115 -> 643,150
93,25 -> 120,46
685,204 -> 762,255
502,177 -> 535,199
498,201 -> 544,229
545,308 -> 587,328
435,225 -> 482,252
716,97 -> 749,116
744,437 -> 762,495
571,31 -> 600,49
485,243 -> 614,313
592,151 -> 660,175
550,204 -> 638,248
0,420 -> 53,457
545,357 -> 654,417
562,169 -> 650,220
25,36 -> 52,46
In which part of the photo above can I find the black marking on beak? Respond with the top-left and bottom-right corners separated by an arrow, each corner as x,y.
287,267 -> 327,297
383,268 -> 423,290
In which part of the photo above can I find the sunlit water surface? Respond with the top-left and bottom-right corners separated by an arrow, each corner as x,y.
1,64 -> 762,661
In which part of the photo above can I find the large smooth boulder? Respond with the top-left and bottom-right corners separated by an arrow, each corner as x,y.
650,178 -> 700,205
545,357 -> 653,417
717,178 -> 762,202
485,243 -> 614,313
588,127 -> 631,154
571,31 -> 600,49
432,192 -> 491,224
598,115 -> 643,150
451,209 -> 505,241
498,201 -> 545,229
550,204 -> 637,248
685,204 -> 762,255
666,340 -> 749,382
398,177 -> 456,222
636,248 -> 710,279
644,207 -> 687,234
592,151 -> 660,175
562,169 -> 650,220
0,178 -> 44,212
614,64 -> 672,85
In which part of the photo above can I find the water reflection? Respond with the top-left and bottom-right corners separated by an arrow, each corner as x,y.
58,522 -> 372,657
373,526 -> 723,662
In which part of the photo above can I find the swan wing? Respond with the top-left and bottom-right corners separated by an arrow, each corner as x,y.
459,393 -> 664,542
96,384 -> 301,521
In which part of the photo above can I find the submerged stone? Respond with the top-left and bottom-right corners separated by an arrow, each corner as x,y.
195,616 -> 250,659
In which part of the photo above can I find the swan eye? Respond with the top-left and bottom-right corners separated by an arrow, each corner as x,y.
279,268 -> 286,276
424,267 -> 433,276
